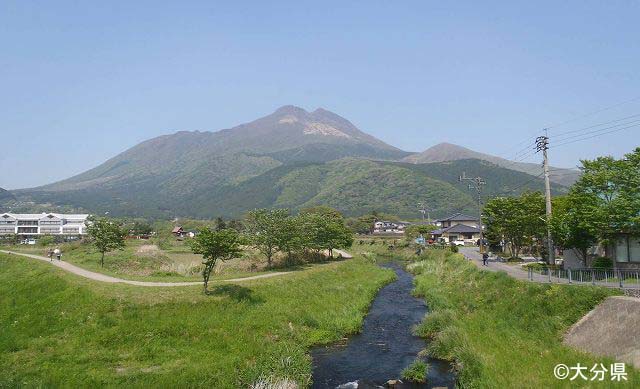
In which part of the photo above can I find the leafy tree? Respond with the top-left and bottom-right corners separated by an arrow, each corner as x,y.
299,205 -> 343,219
86,217 -> 127,267
130,221 -> 153,236
550,148 -> 640,262
300,212 -> 354,257
550,195 -> 598,263
245,209 -> 289,268
483,192 -> 546,258
189,227 -> 244,293
214,217 -> 227,231
274,215 -> 305,265
38,235 -> 55,246
404,224 -> 438,240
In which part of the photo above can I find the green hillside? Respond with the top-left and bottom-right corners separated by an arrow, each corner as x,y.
5,158 -> 561,219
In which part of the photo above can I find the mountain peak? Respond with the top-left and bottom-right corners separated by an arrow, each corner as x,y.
274,105 -> 308,116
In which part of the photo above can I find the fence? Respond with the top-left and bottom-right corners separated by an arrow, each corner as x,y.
527,267 -> 640,289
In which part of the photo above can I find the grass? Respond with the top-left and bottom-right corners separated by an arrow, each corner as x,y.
408,249 -> 639,388
0,252 -> 394,387
2,239 -> 333,283
401,359 -> 428,383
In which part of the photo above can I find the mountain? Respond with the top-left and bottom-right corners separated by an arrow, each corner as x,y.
0,188 -> 14,201
6,106 -> 571,219
403,142 -> 580,186
41,105 -> 407,193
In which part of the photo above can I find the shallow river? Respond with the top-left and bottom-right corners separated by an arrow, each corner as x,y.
311,262 -> 455,388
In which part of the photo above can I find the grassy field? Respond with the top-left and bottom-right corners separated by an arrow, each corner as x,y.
3,238 -> 325,282
0,252 -> 394,387
408,249 -> 639,388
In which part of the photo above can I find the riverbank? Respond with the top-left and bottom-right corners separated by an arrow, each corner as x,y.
408,249 -> 640,387
0,253 -> 393,387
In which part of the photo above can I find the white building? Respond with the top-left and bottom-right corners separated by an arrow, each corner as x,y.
373,221 -> 410,234
0,212 -> 89,236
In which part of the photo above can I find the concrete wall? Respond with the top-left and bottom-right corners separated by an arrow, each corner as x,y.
564,296 -> 640,368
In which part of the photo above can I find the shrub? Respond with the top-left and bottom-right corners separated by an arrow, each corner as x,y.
449,244 -> 459,253
401,359 -> 428,383
592,256 -> 613,269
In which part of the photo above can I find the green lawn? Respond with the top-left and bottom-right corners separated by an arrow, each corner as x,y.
409,249 -> 639,388
0,253 -> 394,387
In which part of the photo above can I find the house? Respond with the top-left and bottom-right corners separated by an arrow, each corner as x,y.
0,212 -> 89,236
430,213 -> 481,243
431,224 -> 481,243
171,226 -> 184,237
436,213 -> 479,229
564,234 -> 640,270
373,221 -> 409,234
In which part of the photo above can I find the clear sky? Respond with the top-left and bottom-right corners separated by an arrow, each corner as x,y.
1,1 -> 639,189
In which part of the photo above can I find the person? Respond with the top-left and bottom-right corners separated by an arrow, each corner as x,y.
482,252 -> 489,266
54,248 -> 61,261
47,249 -> 54,262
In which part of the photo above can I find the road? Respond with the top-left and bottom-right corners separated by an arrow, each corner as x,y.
458,247 -> 636,290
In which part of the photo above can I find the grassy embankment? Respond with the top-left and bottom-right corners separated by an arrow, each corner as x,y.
409,249 -> 639,388
0,252 -> 394,387
3,238 -> 322,283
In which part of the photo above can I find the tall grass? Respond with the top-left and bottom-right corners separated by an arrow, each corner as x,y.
0,253 -> 394,387
409,250 -> 638,387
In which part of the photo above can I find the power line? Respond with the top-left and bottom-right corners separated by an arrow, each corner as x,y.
552,122 -> 640,149
549,113 -> 640,138
551,118 -> 640,143
544,95 -> 640,130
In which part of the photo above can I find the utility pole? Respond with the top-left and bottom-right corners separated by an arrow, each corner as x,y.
418,202 -> 431,224
536,131 -> 555,265
459,172 -> 486,253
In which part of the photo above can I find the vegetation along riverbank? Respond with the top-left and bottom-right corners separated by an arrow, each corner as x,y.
0,253 -> 394,387
408,249 -> 639,387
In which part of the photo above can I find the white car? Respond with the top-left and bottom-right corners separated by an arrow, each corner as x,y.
21,239 -> 36,245
452,239 -> 466,246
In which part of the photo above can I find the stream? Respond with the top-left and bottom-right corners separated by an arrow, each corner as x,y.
311,262 -> 455,388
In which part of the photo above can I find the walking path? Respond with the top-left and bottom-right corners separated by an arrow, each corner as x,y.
458,247 -> 637,291
0,248 -> 353,287
0,250 -> 295,287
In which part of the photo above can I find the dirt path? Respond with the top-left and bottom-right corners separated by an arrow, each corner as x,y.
0,250 -> 294,287
0,249 -> 351,287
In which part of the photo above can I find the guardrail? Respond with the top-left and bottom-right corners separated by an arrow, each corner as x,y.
527,267 -> 640,288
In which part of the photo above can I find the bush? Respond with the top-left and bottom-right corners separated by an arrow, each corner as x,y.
401,359 -> 428,383
592,256 -> 613,269
449,244 -> 459,253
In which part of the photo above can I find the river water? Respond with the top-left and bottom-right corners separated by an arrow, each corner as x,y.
311,262 -> 455,388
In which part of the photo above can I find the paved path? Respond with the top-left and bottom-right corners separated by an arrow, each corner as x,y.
0,250 -> 292,287
458,247 -> 636,290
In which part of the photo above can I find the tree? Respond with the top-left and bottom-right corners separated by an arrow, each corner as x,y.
189,227 -> 244,293
404,224 -> 438,240
214,217 -> 227,231
550,148 -> 640,262
86,217 -> 127,267
130,221 -> 153,236
550,195 -> 598,263
483,192 -> 546,258
299,205 -> 343,219
300,212 -> 354,257
245,209 -> 289,268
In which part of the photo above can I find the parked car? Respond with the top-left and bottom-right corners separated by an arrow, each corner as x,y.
21,239 -> 36,245
453,239 -> 466,246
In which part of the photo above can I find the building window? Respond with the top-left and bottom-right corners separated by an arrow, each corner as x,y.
616,235 -> 640,263
40,221 -> 61,225
17,227 -> 38,234
18,221 -> 38,226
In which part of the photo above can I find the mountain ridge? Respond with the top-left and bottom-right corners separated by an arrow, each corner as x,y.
3,105 -> 573,218
403,142 -> 579,186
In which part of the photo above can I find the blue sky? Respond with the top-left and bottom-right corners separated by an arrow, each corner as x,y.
1,1 -> 639,189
